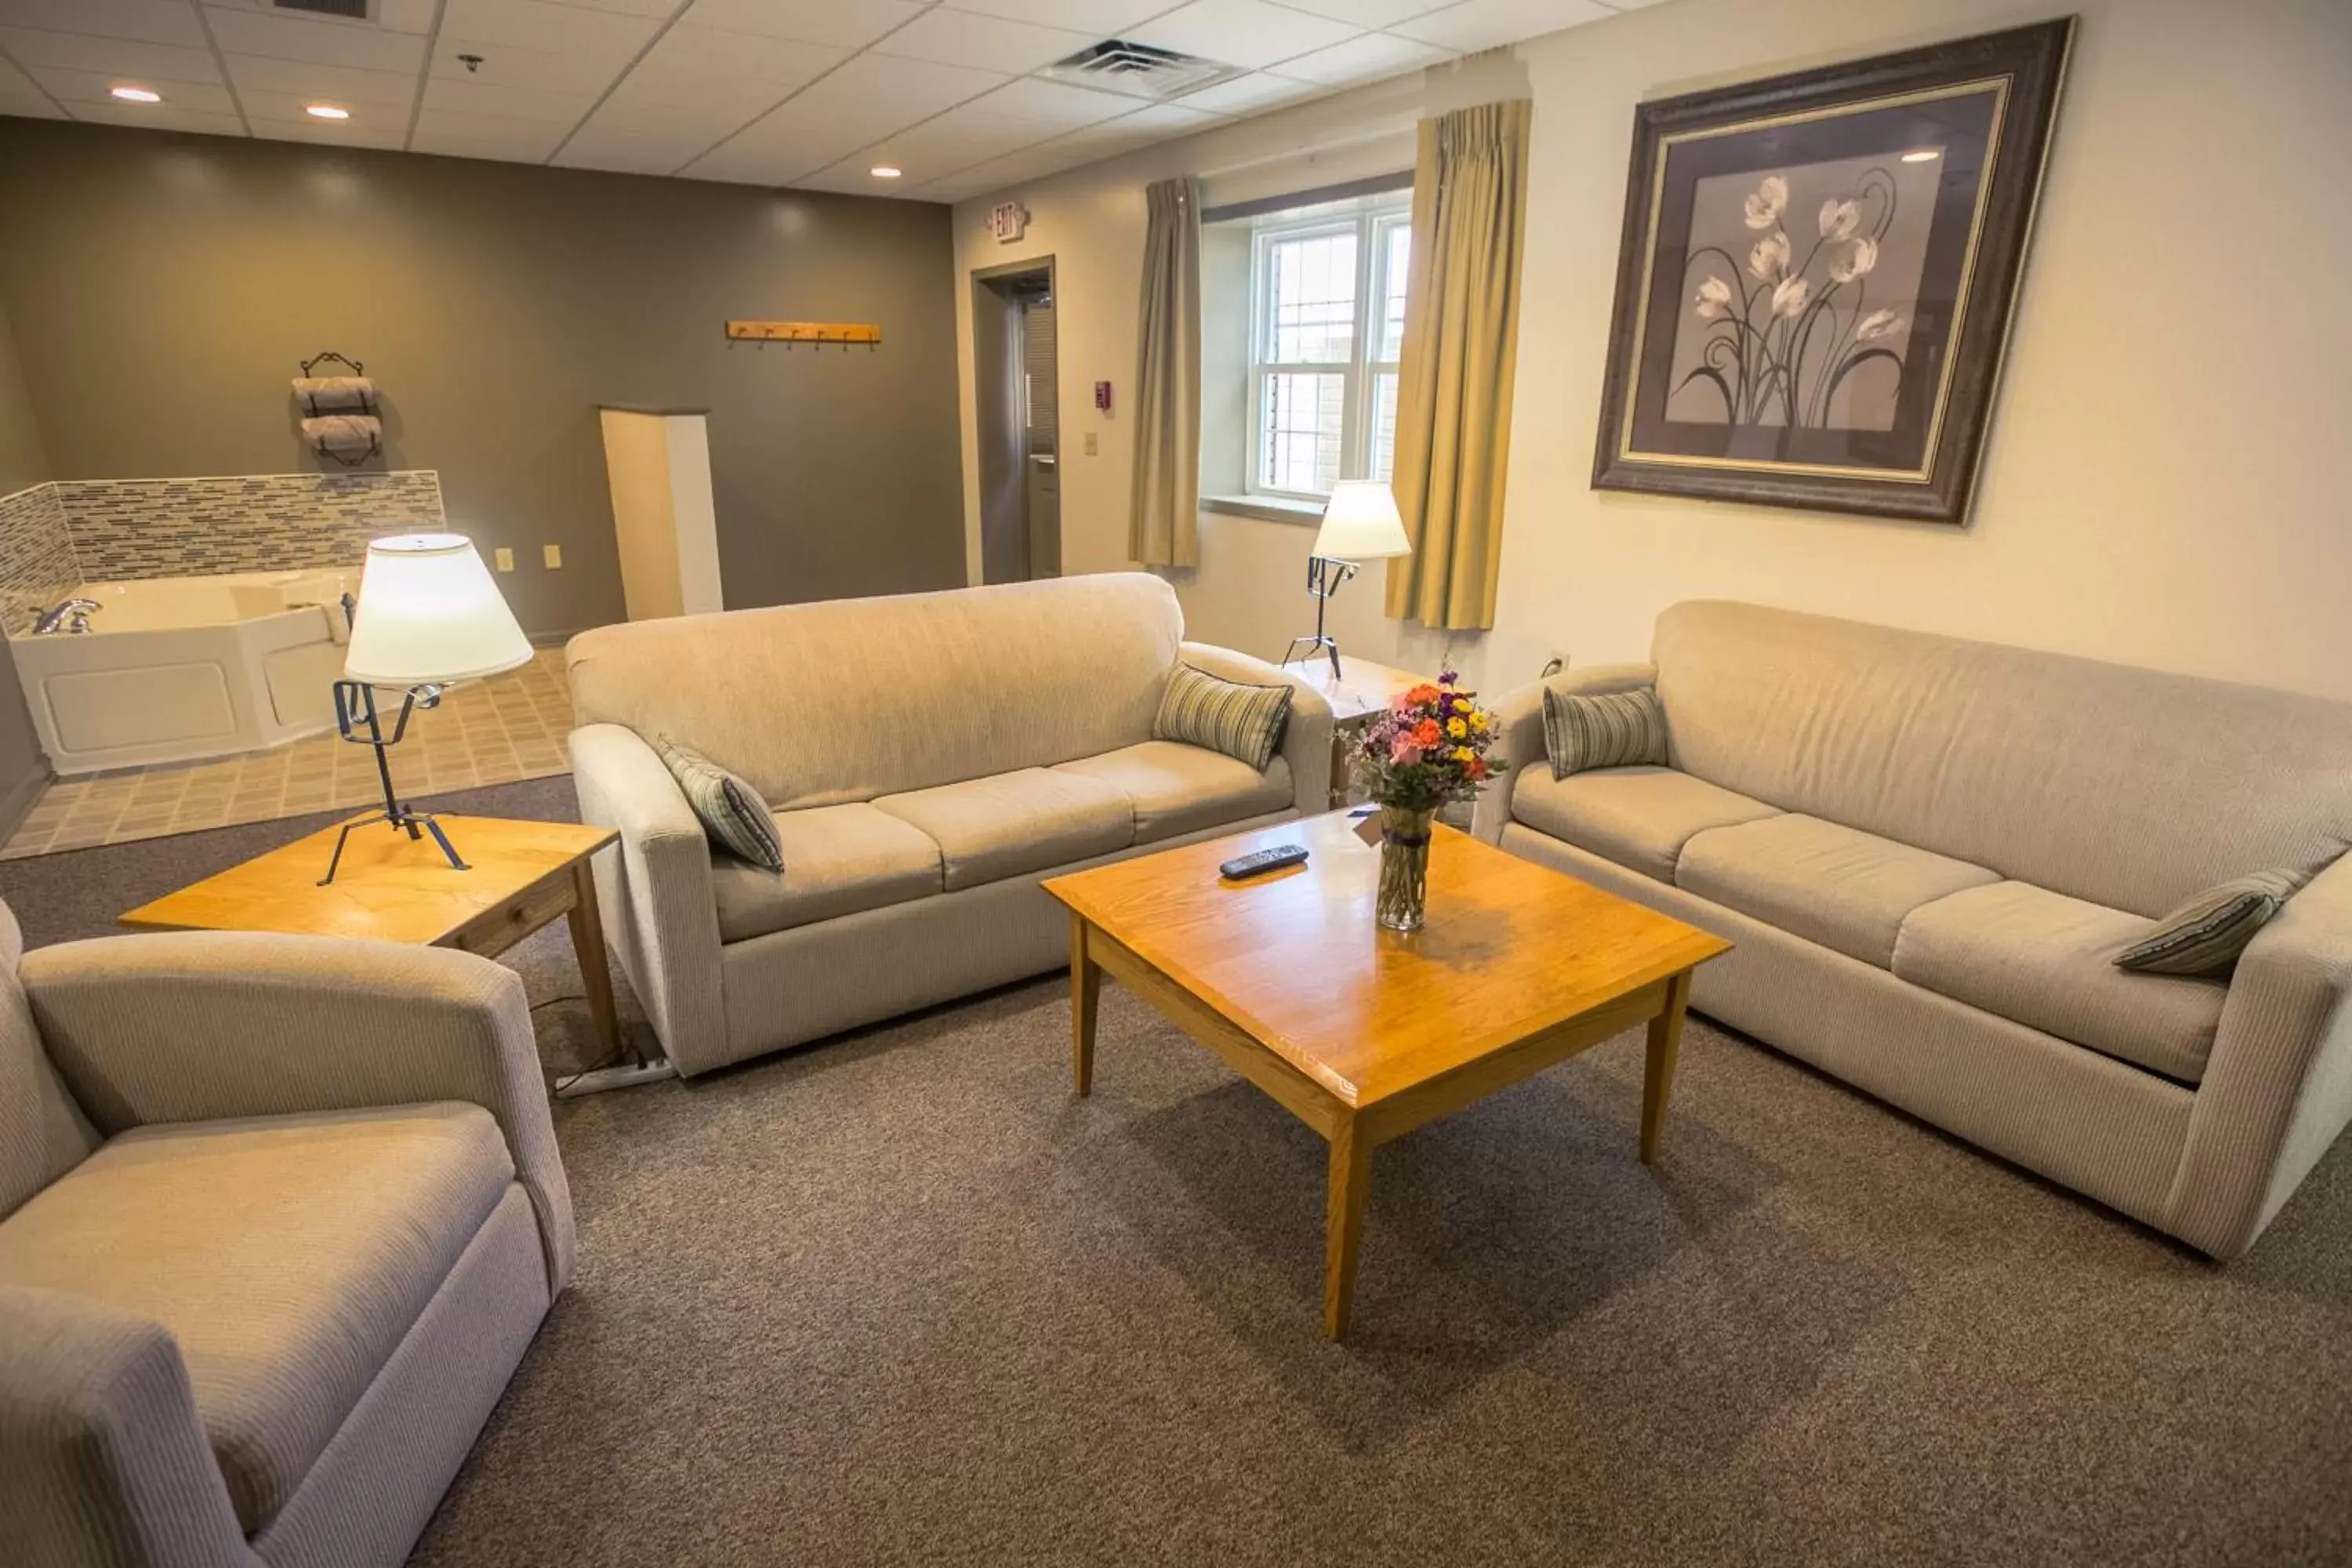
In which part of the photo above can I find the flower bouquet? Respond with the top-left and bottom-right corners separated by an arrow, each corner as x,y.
1355,671 -> 1496,931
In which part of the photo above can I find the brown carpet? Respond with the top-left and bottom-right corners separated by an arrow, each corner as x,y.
7,786 -> 2351,1566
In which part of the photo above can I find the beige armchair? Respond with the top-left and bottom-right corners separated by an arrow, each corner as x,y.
0,902 -> 572,1568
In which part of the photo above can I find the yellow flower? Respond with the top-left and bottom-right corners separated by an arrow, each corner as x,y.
1446,717 -> 1467,739
1453,746 -> 1475,764
1470,711 -> 1489,732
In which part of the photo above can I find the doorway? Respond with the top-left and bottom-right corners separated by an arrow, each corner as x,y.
972,259 -> 1061,584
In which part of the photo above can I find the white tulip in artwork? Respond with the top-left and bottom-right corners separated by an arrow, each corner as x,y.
1744,174 -> 1789,230
1693,274 -> 1734,319
1818,198 -> 1861,240
1856,307 -> 1905,341
1831,235 -> 1881,283
1748,230 -> 1791,282
1772,276 -> 1812,319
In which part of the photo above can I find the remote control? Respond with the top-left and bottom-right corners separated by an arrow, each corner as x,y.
1220,844 -> 1308,880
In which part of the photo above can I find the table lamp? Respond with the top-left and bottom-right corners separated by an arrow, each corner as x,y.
1283,481 -> 1413,680
320,532 -> 534,884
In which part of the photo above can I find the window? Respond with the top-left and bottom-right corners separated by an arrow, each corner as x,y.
1247,198 -> 1410,502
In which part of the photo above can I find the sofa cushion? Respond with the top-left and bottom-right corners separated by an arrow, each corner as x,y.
1678,813 -> 2001,969
1053,742 -> 1294,845
0,900 -> 97,1223
1893,880 -> 2229,1083
1510,764 -> 1781,884
1152,664 -> 1293,772
0,1103 -> 513,1533
873,768 -> 1134,891
1543,686 -> 1668,779
654,735 -> 783,872
2115,869 -> 2304,976
710,802 -> 945,943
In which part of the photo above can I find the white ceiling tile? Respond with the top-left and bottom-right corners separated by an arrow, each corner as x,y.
235,87 -> 401,124
553,142 -> 692,175
223,55 -> 419,108
1390,0 -> 1613,53
203,11 -> 430,72
684,51 -> 1006,182
621,24 -> 843,97
599,69 -> 786,120
573,89 -> 755,139
0,28 -> 221,82
202,0 -> 438,35
941,1 -> 1171,32
247,114 -> 408,149
0,0 -> 206,47
1269,30 -> 1443,84
539,0 -> 676,16
1126,1 -> 1360,70
961,75 -> 1135,131
1265,0 -> 1450,26
873,9 -> 1092,74
410,108 -> 571,159
423,71 -> 599,124
681,0 -> 924,50
434,0 -> 664,56
1085,100 -> 1220,137
431,36 -> 637,92
1168,70 -> 1325,114
22,65 -> 234,111
67,100 -> 245,136
0,55 -> 58,115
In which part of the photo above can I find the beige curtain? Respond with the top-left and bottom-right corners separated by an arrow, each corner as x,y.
1129,175 -> 1201,567
1385,100 -> 1531,631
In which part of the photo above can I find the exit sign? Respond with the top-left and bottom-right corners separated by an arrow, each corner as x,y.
990,201 -> 1029,244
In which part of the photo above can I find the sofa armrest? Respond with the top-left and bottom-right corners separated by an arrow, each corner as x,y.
1472,661 -> 1657,844
20,934 -> 575,1294
0,1286 -> 253,1568
568,723 -> 728,1077
1178,641 -> 1335,812
2168,852 -> 2352,1255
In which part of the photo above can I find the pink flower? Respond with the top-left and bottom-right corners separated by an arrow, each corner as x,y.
1389,737 -> 1422,766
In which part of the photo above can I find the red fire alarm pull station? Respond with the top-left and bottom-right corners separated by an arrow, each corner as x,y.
1094,380 -> 1112,413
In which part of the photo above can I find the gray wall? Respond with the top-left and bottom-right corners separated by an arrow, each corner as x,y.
0,117 -> 967,637
0,300 -> 51,833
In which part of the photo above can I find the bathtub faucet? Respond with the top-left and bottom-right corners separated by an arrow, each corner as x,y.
30,598 -> 100,635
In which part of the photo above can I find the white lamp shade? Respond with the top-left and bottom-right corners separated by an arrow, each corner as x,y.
1311,481 -> 1412,561
343,532 -> 533,686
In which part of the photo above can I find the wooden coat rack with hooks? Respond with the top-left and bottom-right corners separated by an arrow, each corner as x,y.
725,320 -> 882,350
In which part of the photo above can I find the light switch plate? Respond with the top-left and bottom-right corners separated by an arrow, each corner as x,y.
542,544 -> 562,568
493,547 -> 514,572
1083,432 -> 1099,456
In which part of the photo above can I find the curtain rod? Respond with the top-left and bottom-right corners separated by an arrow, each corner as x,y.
1200,169 -> 1414,227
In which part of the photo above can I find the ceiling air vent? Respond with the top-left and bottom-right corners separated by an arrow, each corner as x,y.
1039,40 -> 1242,102
272,0 -> 373,19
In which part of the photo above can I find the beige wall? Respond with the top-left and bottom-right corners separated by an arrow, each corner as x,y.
953,0 -> 2352,701
0,301 -> 45,500
0,303 -> 50,829
0,118 -> 967,637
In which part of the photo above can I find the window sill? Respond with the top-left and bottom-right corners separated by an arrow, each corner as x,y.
1201,494 -> 1323,526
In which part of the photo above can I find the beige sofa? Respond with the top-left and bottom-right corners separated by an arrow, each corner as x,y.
567,573 -> 1332,1079
0,903 -> 572,1568
1476,601 -> 2352,1258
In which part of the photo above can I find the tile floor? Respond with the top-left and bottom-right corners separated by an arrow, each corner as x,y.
2,649 -> 575,859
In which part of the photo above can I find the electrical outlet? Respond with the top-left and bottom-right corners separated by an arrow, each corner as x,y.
1083,431 -> 1099,456
493,547 -> 514,572
542,544 -> 562,568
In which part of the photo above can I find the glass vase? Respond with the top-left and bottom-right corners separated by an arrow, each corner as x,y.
1376,804 -> 1436,932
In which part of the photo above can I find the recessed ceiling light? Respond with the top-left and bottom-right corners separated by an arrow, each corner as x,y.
306,103 -> 351,120
111,85 -> 162,103
870,165 -> 902,180
1900,148 -> 1940,163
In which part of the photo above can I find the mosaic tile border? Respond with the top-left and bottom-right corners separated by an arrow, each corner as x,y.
54,470 -> 445,582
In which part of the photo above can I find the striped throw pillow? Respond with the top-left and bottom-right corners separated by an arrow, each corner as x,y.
2114,869 -> 2303,976
1153,663 -> 1293,772
1543,685 -> 1668,779
653,735 -> 784,873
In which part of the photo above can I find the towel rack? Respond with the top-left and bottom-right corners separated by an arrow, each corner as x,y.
294,350 -> 381,467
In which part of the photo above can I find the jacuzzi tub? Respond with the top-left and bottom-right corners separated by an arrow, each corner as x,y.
11,567 -> 361,775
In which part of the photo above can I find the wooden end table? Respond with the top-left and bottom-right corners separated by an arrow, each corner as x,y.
1045,811 -> 1730,1340
119,814 -> 654,1087
1278,655 -> 1433,808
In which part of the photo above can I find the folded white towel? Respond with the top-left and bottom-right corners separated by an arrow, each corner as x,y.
292,376 -> 376,412
302,414 -> 379,456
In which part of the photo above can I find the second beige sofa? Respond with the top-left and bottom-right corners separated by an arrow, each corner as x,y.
568,573 -> 1332,1078
1476,601 -> 2352,1259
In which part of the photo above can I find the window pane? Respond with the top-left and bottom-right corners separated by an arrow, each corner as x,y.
1261,372 -> 1347,493
1269,232 -> 1357,363
1377,225 -> 1410,362
1371,371 -> 1400,483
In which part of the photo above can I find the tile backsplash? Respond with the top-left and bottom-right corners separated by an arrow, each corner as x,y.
0,481 -> 80,618
50,470 -> 445,581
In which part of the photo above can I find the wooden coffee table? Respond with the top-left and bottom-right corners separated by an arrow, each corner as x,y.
1044,811 -> 1730,1339
120,814 -> 631,1072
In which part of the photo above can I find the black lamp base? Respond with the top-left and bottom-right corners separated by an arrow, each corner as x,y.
1281,555 -> 1358,680
318,679 -> 471,885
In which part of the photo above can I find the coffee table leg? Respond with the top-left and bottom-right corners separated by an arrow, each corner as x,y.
1070,913 -> 1100,1097
1324,1113 -> 1373,1341
1641,969 -> 1693,1164
568,861 -> 622,1065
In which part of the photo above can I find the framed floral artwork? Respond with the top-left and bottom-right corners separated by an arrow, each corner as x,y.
1592,20 -> 2074,522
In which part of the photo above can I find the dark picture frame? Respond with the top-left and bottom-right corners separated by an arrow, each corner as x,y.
1591,19 -> 2075,523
